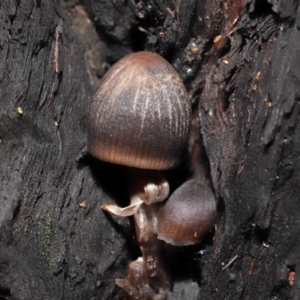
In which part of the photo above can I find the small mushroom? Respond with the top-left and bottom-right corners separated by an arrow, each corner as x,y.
88,51 -> 190,171
157,180 -> 217,246
87,51 -> 191,299
88,51 -> 191,215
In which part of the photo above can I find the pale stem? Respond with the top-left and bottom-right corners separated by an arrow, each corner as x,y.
101,168 -> 170,299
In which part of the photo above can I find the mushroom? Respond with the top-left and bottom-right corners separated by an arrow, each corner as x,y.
87,51 -> 191,299
157,179 -> 217,246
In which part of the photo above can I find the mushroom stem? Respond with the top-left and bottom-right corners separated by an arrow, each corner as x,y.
133,202 -> 169,295
104,168 -> 170,299
132,169 -> 170,294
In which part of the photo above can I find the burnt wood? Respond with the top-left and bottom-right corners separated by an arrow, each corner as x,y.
1,0 -> 299,299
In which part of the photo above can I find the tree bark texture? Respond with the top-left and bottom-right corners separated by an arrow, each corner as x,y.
0,0 -> 300,299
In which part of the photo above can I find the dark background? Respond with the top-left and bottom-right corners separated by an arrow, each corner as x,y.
1,0 -> 300,299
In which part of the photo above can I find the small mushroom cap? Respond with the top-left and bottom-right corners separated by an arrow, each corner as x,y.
87,51 -> 191,170
157,180 -> 217,246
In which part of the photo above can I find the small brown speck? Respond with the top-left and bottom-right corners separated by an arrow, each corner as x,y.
237,164 -> 244,174
288,271 -> 296,286
232,17 -> 238,26
138,26 -> 150,35
255,71 -> 261,81
190,43 -> 199,53
213,35 -> 222,43
248,261 -> 255,276
138,12 -> 145,19
78,201 -> 86,208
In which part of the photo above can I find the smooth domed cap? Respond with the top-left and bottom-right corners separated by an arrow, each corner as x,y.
87,51 -> 191,170
157,180 -> 217,246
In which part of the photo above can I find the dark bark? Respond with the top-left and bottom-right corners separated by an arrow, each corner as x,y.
1,0 -> 300,299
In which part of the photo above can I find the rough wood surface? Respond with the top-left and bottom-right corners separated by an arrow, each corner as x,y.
1,0 -> 299,299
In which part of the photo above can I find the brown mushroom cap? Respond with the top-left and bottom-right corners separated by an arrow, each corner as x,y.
157,180 -> 217,246
87,51 -> 191,170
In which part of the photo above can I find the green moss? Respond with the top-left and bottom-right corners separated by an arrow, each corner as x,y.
38,212 -> 57,266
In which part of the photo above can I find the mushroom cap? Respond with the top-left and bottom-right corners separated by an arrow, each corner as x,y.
87,51 -> 191,170
157,180 -> 217,246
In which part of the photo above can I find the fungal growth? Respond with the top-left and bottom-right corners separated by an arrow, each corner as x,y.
88,51 -> 190,170
157,179 -> 217,246
87,51 -> 191,299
